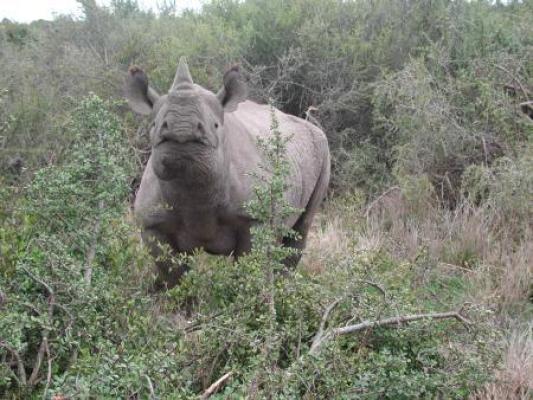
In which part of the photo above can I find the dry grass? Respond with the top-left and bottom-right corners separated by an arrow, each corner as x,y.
302,188 -> 532,397
304,185 -> 532,320
302,213 -> 352,275
471,327 -> 533,400
361,187 -> 532,307
302,201 -> 382,275
492,234 -> 533,309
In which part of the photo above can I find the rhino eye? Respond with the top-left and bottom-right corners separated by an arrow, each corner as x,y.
214,122 -> 219,129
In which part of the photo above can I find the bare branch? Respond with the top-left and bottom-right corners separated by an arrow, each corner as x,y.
309,309 -> 471,356
200,371 -> 233,400
26,271 -> 56,386
336,310 -> 471,335
42,341 -> 52,400
28,338 -> 47,386
310,298 -> 341,352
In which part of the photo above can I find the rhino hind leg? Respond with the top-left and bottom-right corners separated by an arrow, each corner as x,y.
282,222 -> 308,268
283,152 -> 330,268
281,188 -> 324,268
142,229 -> 189,290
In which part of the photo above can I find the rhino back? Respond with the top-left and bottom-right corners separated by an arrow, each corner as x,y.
225,101 -> 328,216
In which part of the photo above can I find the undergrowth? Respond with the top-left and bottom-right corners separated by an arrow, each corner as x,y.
0,96 -> 508,399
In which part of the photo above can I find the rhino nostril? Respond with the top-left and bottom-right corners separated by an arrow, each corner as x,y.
197,122 -> 204,132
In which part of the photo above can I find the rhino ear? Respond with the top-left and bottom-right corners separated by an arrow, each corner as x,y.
217,65 -> 247,112
125,66 -> 160,115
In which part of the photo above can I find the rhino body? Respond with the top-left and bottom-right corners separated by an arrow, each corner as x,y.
126,59 -> 330,288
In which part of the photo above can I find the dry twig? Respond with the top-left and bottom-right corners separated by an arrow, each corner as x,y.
200,371 -> 233,400
310,298 -> 342,353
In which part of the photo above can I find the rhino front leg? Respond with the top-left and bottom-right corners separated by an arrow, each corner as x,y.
141,229 -> 188,290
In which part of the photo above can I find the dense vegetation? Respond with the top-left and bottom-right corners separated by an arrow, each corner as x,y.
1,0 -> 531,398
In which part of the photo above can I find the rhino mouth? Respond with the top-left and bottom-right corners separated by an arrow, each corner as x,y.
152,140 -> 214,181
158,136 -> 207,146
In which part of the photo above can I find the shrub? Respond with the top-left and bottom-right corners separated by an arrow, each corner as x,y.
0,95 -> 177,398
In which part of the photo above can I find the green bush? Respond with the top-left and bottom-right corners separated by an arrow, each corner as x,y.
0,96 -> 498,399
0,95 -> 174,398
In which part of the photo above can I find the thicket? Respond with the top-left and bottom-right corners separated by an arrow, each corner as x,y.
1,0 -> 532,398
1,95 -> 498,399
1,0 -> 532,200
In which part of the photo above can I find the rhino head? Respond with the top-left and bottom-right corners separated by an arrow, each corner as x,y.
125,58 -> 247,182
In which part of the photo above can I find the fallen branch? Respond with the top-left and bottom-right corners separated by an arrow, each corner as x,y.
310,282 -> 388,356
310,298 -> 342,352
309,309 -> 471,356
200,372 -> 233,400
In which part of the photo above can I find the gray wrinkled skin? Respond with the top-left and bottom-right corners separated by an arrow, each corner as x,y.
125,58 -> 330,288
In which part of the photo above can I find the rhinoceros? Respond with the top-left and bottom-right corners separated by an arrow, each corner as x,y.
125,58 -> 330,288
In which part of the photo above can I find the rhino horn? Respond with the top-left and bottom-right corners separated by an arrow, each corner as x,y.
171,57 -> 193,91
